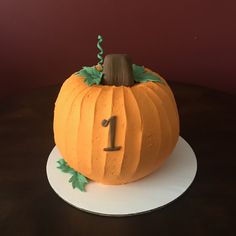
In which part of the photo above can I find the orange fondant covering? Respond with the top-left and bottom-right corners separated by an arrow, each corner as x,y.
53,68 -> 179,184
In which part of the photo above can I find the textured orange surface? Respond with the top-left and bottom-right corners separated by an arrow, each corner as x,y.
53,68 -> 179,184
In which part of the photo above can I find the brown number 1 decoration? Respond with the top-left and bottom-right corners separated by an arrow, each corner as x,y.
101,116 -> 121,151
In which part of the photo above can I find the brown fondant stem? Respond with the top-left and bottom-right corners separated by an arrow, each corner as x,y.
102,54 -> 134,86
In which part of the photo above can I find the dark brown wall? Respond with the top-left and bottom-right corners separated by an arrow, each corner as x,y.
0,0 -> 235,99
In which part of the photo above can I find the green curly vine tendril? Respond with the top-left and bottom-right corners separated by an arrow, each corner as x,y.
97,35 -> 104,66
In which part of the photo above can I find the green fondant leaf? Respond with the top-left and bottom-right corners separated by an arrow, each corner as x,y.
132,64 -> 163,84
57,159 -> 66,165
76,66 -> 103,86
57,159 -> 89,192
75,64 -> 162,86
69,172 -> 88,192
132,64 -> 145,80
57,159 -> 75,174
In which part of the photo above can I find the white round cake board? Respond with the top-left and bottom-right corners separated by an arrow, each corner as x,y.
46,136 -> 197,216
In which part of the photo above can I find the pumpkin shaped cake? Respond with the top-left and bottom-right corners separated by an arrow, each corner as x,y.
53,36 -> 179,189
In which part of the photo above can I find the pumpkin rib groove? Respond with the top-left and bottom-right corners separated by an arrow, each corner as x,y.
154,84 -> 176,147
140,85 -> 173,165
57,75 -> 86,105
114,86 -> 127,178
145,83 -> 176,149
116,87 -> 142,183
119,87 -> 127,178
158,84 -> 179,127
74,86 -> 96,173
90,87 -> 114,182
90,87 -> 104,179
103,87 -> 127,181
163,83 -> 180,123
64,87 -> 83,168
147,82 -> 179,139
103,87 -> 114,181
105,87 -> 127,178
64,86 -> 92,168
117,86 -> 128,180
132,85 -> 163,179
129,86 -> 146,181
55,77 -> 79,107
54,80 -> 82,152
60,86 -> 84,158
138,85 -> 162,168
81,87 -> 102,174
70,85 -> 95,169
119,87 -> 142,182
